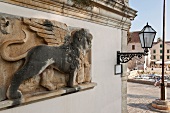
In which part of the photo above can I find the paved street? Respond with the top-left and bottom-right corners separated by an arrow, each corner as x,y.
127,82 -> 170,113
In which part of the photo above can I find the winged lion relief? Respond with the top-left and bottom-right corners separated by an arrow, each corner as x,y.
0,13 -> 93,105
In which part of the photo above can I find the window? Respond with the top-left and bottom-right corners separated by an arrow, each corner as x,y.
160,50 -> 162,53
153,50 -> 156,53
160,44 -> 162,48
167,50 -> 170,53
167,56 -> 170,59
160,56 -> 162,59
153,55 -> 156,59
132,45 -> 135,50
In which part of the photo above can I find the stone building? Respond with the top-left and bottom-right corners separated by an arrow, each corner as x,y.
0,0 -> 136,113
150,39 -> 170,67
127,31 -> 147,70
128,33 -> 170,69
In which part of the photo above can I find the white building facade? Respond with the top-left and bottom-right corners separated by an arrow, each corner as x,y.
150,40 -> 170,67
0,0 -> 136,113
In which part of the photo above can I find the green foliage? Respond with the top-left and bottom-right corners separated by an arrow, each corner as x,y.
71,0 -> 92,7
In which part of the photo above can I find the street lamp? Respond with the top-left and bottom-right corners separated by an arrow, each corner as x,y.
116,23 -> 156,65
139,23 -> 157,50
115,23 -> 156,75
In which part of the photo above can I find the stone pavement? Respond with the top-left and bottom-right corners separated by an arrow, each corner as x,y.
127,82 -> 170,113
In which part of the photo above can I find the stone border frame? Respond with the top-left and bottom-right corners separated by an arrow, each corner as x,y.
0,0 -> 137,30
0,83 -> 97,109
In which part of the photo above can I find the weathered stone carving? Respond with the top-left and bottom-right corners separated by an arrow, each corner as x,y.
40,66 -> 57,91
6,28 -> 92,100
0,13 -> 93,103
0,16 -> 11,34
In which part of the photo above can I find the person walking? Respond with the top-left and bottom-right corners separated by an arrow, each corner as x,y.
154,77 -> 161,87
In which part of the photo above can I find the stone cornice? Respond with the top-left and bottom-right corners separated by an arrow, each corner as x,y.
0,0 -> 137,30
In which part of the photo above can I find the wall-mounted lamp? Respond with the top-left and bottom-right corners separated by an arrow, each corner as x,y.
115,23 -> 156,75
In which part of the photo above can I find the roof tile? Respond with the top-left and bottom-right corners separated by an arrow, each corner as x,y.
128,31 -> 140,43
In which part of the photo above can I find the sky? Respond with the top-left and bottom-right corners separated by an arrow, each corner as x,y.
129,0 -> 170,41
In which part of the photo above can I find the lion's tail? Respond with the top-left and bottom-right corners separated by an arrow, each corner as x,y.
1,29 -> 28,61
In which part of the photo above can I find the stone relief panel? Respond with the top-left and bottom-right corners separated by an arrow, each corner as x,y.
0,13 -> 95,107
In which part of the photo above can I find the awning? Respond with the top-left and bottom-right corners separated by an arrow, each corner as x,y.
165,61 -> 170,64
155,61 -> 162,64
155,60 -> 170,64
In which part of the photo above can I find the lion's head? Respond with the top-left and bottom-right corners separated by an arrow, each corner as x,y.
72,28 -> 92,52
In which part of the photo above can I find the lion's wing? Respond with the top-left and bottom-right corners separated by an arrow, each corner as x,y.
23,18 -> 69,46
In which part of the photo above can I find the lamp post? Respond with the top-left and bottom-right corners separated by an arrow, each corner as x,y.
116,23 -> 156,65
151,1 -> 169,110
161,0 -> 166,100
151,0 -> 170,111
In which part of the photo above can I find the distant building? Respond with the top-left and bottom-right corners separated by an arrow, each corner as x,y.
128,31 -> 170,69
150,39 -> 170,67
127,31 -> 147,70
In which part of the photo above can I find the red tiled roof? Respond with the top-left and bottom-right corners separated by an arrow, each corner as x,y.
153,42 -> 159,44
165,41 -> 170,46
166,41 -> 170,43
128,31 -> 140,43
129,31 -> 170,45
152,41 -> 170,46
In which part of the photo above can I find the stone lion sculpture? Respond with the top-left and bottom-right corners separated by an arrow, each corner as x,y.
7,28 -> 93,100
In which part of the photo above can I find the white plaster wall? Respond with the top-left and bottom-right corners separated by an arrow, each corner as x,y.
0,2 -> 122,113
